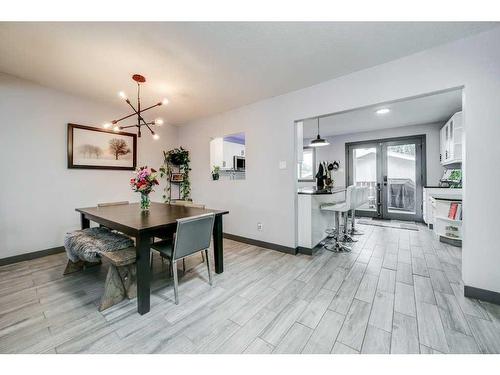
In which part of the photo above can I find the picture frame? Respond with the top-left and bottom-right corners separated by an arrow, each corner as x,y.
170,173 -> 184,182
67,123 -> 137,170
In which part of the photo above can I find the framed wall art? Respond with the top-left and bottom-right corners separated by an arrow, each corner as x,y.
67,123 -> 137,170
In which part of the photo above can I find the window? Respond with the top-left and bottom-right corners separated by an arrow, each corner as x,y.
298,147 -> 315,181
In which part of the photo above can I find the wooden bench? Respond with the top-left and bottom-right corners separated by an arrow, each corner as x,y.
63,247 -> 137,311
98,248 -> 137,311
63,259 -> 101,275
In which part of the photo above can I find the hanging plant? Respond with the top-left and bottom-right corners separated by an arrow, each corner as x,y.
159,147 -> 191,202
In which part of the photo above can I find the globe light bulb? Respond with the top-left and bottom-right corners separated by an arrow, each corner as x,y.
161,98 -> 169,105
103,122 -> 111,129
155,118 -> 164,125
153,133 -> 160,140
118,91 -> 127,100
113,125 -> 120,132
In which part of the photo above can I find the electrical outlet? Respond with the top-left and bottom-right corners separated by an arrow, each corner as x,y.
257,222 -> 263,231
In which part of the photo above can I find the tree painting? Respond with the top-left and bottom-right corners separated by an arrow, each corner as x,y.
78,144 -> 103,159
109,138 -> 131,160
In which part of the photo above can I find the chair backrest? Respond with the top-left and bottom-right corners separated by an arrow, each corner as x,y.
357,186 -> 369,206
98,201 -> 129,207
345,185 -> 355,208
173,213 -> 215,260
350,186 -> 359,210
170,200 -> 191,206
184,203 -> 206,209
170,200 -> 205,209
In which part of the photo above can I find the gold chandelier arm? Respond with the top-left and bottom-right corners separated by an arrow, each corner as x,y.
125,100 -> 150,128
112,110 -> 140,124
125,100 -> 156,135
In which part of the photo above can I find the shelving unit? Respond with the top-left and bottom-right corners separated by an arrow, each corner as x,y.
432,197 -> 462,245
166,163 -> 182,201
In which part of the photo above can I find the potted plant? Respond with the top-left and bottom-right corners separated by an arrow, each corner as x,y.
159,147 -> 191,202
212,165 -> 220,180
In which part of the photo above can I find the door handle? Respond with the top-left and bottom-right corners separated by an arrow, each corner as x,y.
383,175 -> 388,186
376,183 -> 382,216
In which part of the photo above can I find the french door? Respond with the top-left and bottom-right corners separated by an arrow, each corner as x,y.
347,136 -> 425,221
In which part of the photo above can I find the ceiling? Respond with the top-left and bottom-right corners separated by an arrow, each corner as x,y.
302,89 -> 463,138
0,22 -> 496,125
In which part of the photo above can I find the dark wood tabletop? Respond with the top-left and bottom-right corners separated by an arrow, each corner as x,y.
76,202 -> 229,236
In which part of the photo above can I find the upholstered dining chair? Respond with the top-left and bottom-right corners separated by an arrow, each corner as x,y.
153,201 -> 207,269
151,213 -> 215,304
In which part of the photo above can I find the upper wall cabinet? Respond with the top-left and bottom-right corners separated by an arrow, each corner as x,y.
440,111 -> 463,165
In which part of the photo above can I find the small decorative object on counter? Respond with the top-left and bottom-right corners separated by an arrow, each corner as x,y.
130,166 -> 159,211
315,162 -> 325,189
317,160 -> 340,189
212,165 -> 220,180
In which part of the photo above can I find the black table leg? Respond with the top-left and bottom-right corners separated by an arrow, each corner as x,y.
135,234 -> 151,315
213,215 -> 223,274
80,214 -> 90,229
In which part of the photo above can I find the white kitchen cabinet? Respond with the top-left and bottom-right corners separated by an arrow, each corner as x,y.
440,111 -> 463,165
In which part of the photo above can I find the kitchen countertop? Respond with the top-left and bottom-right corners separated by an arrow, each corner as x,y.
298,187 -> 346,195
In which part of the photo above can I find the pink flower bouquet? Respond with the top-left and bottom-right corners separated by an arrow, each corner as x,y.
130,166 -> 159,210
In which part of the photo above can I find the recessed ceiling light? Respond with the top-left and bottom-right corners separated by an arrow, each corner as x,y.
376,108 -> 390,115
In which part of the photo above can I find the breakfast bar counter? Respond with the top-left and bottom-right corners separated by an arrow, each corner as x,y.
297,187 -> 346,253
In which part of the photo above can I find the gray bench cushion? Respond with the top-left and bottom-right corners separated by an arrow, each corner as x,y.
64,227 -> 134,263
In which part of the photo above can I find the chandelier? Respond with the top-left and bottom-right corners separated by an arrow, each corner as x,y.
103,74 -> 168,139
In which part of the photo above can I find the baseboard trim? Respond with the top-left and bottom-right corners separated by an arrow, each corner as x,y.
223,233 -> 297,255
296,245 -> 323,256
464,285 -> 500,305
0,246 -> 65,267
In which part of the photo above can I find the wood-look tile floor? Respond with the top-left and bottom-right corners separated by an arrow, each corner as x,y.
1,222 -> 500,354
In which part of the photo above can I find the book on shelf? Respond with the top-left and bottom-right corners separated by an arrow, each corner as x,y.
448,202 -> 458,219
447,202 -> 462,220
456,203 -> 462,220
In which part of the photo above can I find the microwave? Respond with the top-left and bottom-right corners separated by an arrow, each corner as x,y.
233,156 -> 245,171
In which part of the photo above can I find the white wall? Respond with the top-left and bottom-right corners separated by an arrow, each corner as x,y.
177,27 -> 500,294
302,122 -> 444,188
0,73 -> 178,258
209,137 -> 224,169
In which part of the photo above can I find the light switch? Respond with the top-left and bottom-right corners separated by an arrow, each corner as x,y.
279,161 -> 287,169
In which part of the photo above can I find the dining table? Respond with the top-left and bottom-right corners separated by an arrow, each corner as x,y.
75,202 -> 229,315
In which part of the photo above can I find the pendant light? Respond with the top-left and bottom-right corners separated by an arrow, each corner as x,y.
309,117 -> 329,147
102,74 -> 168,140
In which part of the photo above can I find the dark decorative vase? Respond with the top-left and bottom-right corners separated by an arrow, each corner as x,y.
212,173 -> 219,181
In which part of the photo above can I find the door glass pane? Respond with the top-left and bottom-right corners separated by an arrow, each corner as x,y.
353,147 -> 377,211
387,144 -> 416,214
